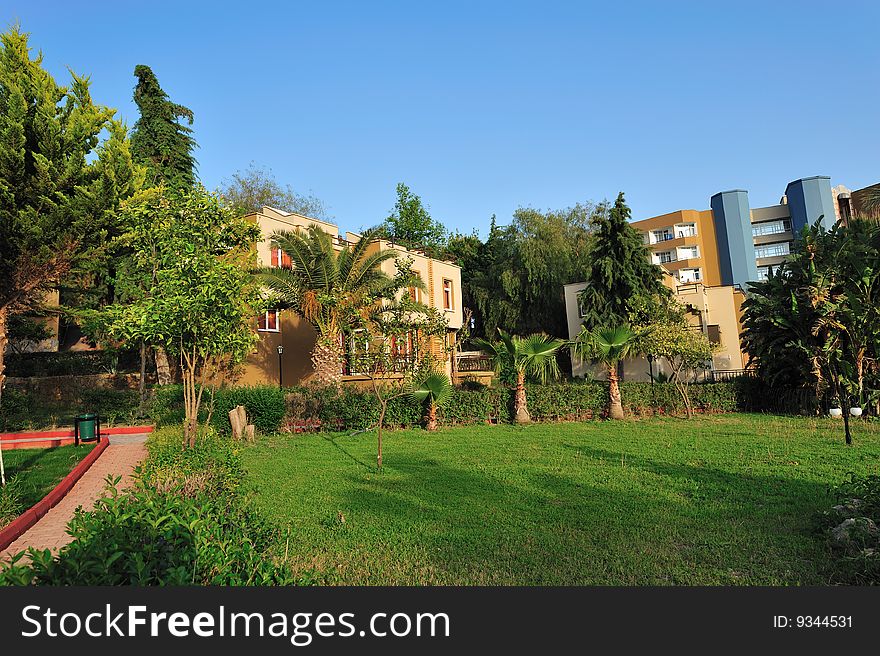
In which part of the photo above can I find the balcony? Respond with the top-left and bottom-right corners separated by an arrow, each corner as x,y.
455,353 -> 493,373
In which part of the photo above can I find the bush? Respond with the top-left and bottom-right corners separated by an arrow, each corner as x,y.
0,427 -> 310,586
150,380 -> 744,435
79,388 -> 140,425
820,473 -> 880,584
4,349 -> 142,377
0,388 -> 30,432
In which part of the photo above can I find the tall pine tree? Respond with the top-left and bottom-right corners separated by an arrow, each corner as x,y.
0,26 -> 141,408
130,65 -> 197,188
578,192 -> 669,331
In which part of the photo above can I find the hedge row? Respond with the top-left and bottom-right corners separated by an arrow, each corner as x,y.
4,349 -> 143,377
151,380 -> 742,435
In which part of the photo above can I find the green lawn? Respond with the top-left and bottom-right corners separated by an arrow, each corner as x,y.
0,444 -> 96,529
243,414 -> 880,585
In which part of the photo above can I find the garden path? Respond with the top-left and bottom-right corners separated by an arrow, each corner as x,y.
1,436 -> 148,560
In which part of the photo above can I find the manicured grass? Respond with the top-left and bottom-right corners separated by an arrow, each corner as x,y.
0,444 -> 96,528
243,415 -> 880,585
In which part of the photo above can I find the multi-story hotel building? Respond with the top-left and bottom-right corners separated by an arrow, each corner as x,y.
634,175 -> 838,286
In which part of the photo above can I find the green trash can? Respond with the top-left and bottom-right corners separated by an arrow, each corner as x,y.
74,413 -> 100,445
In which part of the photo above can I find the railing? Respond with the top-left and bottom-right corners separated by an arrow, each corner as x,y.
343,353 -> 418,376
455,354 -> 493,372
704,369 -> 757,382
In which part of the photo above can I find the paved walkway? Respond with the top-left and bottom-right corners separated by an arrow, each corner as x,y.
1,436 -> 149,560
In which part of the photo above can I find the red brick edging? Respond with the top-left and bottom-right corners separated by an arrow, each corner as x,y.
1,425 -> 154,450
0,439 -> 110,552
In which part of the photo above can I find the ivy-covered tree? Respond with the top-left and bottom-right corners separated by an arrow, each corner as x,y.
220,163 -> 329,219
130,65 -> 197,189
0,25 -> 141,407
94,186 -> 263,447
577,192 -> 670,332
384,183 -> 447,254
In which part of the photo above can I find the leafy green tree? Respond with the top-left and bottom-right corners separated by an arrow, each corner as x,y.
130,65 -> 197,189
639,315 -> 715,418
0,25 -> 141,412
473,330 -> 563,424
578,193 -> 670,332
254,226 -> 404,386
572,325 -> 642,420
411,372 -> 452,431
384,183 -> 447,253
220,163 -> 329,219
355,265 -> 448,468
448,203 -> 595,340
742,219 -> 880,440
95,186 -> 263,446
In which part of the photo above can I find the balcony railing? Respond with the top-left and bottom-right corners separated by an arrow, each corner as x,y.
704,369 -> 757,382
455,354 -> 494,372
343,353 -> 418,376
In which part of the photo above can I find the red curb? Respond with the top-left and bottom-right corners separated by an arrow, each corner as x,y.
0,439 -> 110,552
1,425 -> 154,441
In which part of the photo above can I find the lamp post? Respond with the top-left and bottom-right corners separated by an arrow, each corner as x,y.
277,344 -> 284,389
647,354 -> 655,385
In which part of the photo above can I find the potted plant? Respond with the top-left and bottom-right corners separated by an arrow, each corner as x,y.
829,397 -> 843,418
850,406 -> 863,417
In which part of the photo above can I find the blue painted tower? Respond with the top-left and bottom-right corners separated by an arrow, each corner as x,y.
785,176 -> 836,233
709,189 -> 759,287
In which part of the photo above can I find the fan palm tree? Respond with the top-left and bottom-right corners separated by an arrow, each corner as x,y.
410,372 -> 452,431
254,225 -> 413,385
474,329 -> 563,424
572,325 -> 642,420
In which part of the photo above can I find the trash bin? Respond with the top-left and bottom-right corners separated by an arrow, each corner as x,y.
74,413 -> 100,445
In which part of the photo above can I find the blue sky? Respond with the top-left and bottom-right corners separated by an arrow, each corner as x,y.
6,1 -> 878,236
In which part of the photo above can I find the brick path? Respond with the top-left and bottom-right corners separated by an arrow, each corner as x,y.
1,437 -> 148,560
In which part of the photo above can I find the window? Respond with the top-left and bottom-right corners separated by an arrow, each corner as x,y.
678,246 -> 699,260
577,298 -> 588,318
442,278 -> 454,310
675,224 -> 697,238
270,246 -> 292,269
754,242 -> 790,259
677,268 -> 702,283
658,251 -> 675,264
752,220 -> 791,237
407,286 -> 422,303
652,229 -> 672,243
258,309 -> 279,332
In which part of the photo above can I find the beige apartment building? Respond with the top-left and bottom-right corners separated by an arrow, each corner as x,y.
563,273 -> 748,382
237,206 -> 464,387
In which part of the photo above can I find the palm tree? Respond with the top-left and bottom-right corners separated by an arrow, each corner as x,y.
254,226 -> 409,385
474,329 -> 562,424
410,372 -> 452,431
572,325 -> 641,420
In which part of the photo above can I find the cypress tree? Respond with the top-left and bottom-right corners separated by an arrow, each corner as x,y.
578,192 -> 669,331
130,65 -> 197,188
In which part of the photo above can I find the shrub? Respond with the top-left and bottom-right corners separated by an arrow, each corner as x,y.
0,388 -> 30,431
209,386 -> 287,435
820,473 -> 880,584
0,427 -> 310,586
4,350 -> 142,377
79,388 -> 140,425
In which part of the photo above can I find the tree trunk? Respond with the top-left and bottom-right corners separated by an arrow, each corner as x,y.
312,338 -> 344,386
513,370 -> 531,424
842,392 -> 853,446
138,339 -> 147,415
155,347 -> 172,385
0,305 -> 8,407
377,400 -> 386,469
426,400 -> 438,431
608,363 -> 625,420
